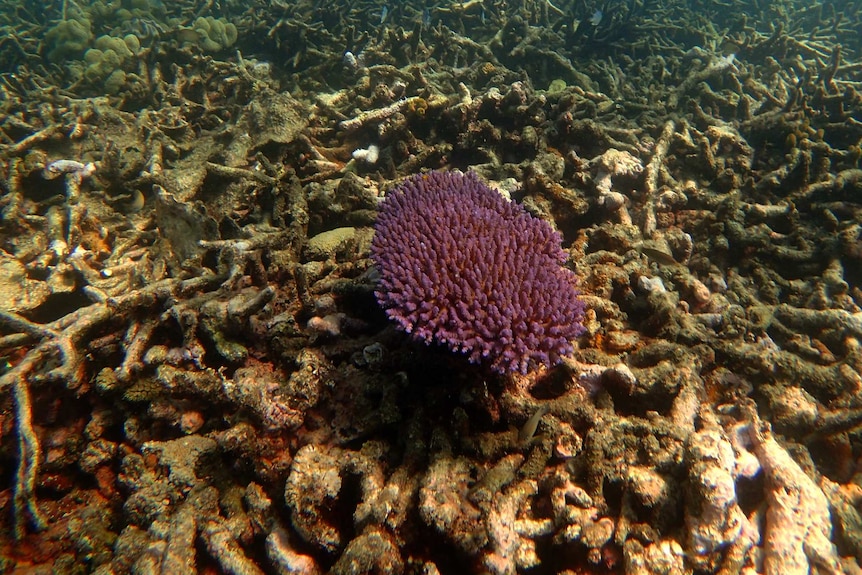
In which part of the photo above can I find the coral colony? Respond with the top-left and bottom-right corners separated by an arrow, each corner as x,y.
371,171 -> 586,374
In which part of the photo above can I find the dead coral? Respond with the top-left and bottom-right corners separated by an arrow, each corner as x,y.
742,403 -> 843,575
2,0 -> 862,572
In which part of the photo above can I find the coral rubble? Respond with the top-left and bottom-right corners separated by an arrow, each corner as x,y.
1,0 -> 862,573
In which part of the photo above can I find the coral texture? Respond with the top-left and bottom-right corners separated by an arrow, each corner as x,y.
371,171 -> 585,373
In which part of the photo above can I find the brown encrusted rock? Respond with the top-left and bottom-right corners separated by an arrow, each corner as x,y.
418,454 -> 488,554
329,528 -> 404,575
241,91 -> 309,148
0,252 -> 50,312
284,445 -> 345,553
284,443 -> 388,556
683,427 -> 753,569
224,360 -> 314,431
304,227 -> 357,261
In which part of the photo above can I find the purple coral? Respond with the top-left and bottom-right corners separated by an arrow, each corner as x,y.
370,171 -> 586,374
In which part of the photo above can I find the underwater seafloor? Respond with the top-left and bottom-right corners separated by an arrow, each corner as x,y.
2,0 -> 862,573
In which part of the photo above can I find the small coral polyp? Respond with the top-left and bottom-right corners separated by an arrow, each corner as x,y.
371,170 -> 585,374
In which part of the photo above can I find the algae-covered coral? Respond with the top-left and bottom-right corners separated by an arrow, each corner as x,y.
1,0 -> 862,573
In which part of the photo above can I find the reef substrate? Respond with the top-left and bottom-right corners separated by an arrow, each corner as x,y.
1,0 -> 862,573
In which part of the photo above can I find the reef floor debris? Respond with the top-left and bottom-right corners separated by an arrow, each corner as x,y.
2,0 -> 862,573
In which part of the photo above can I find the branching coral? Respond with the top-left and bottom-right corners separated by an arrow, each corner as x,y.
371,170 -> 586,373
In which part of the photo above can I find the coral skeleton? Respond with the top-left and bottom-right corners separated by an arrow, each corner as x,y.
2,0 -> 862,571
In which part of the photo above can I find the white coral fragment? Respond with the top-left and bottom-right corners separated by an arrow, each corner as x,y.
592,148 -> 643,196
684,428 -> 752,559
352,144 -> 380,164
43,159 -> 97,183
747,420 -> 843,575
